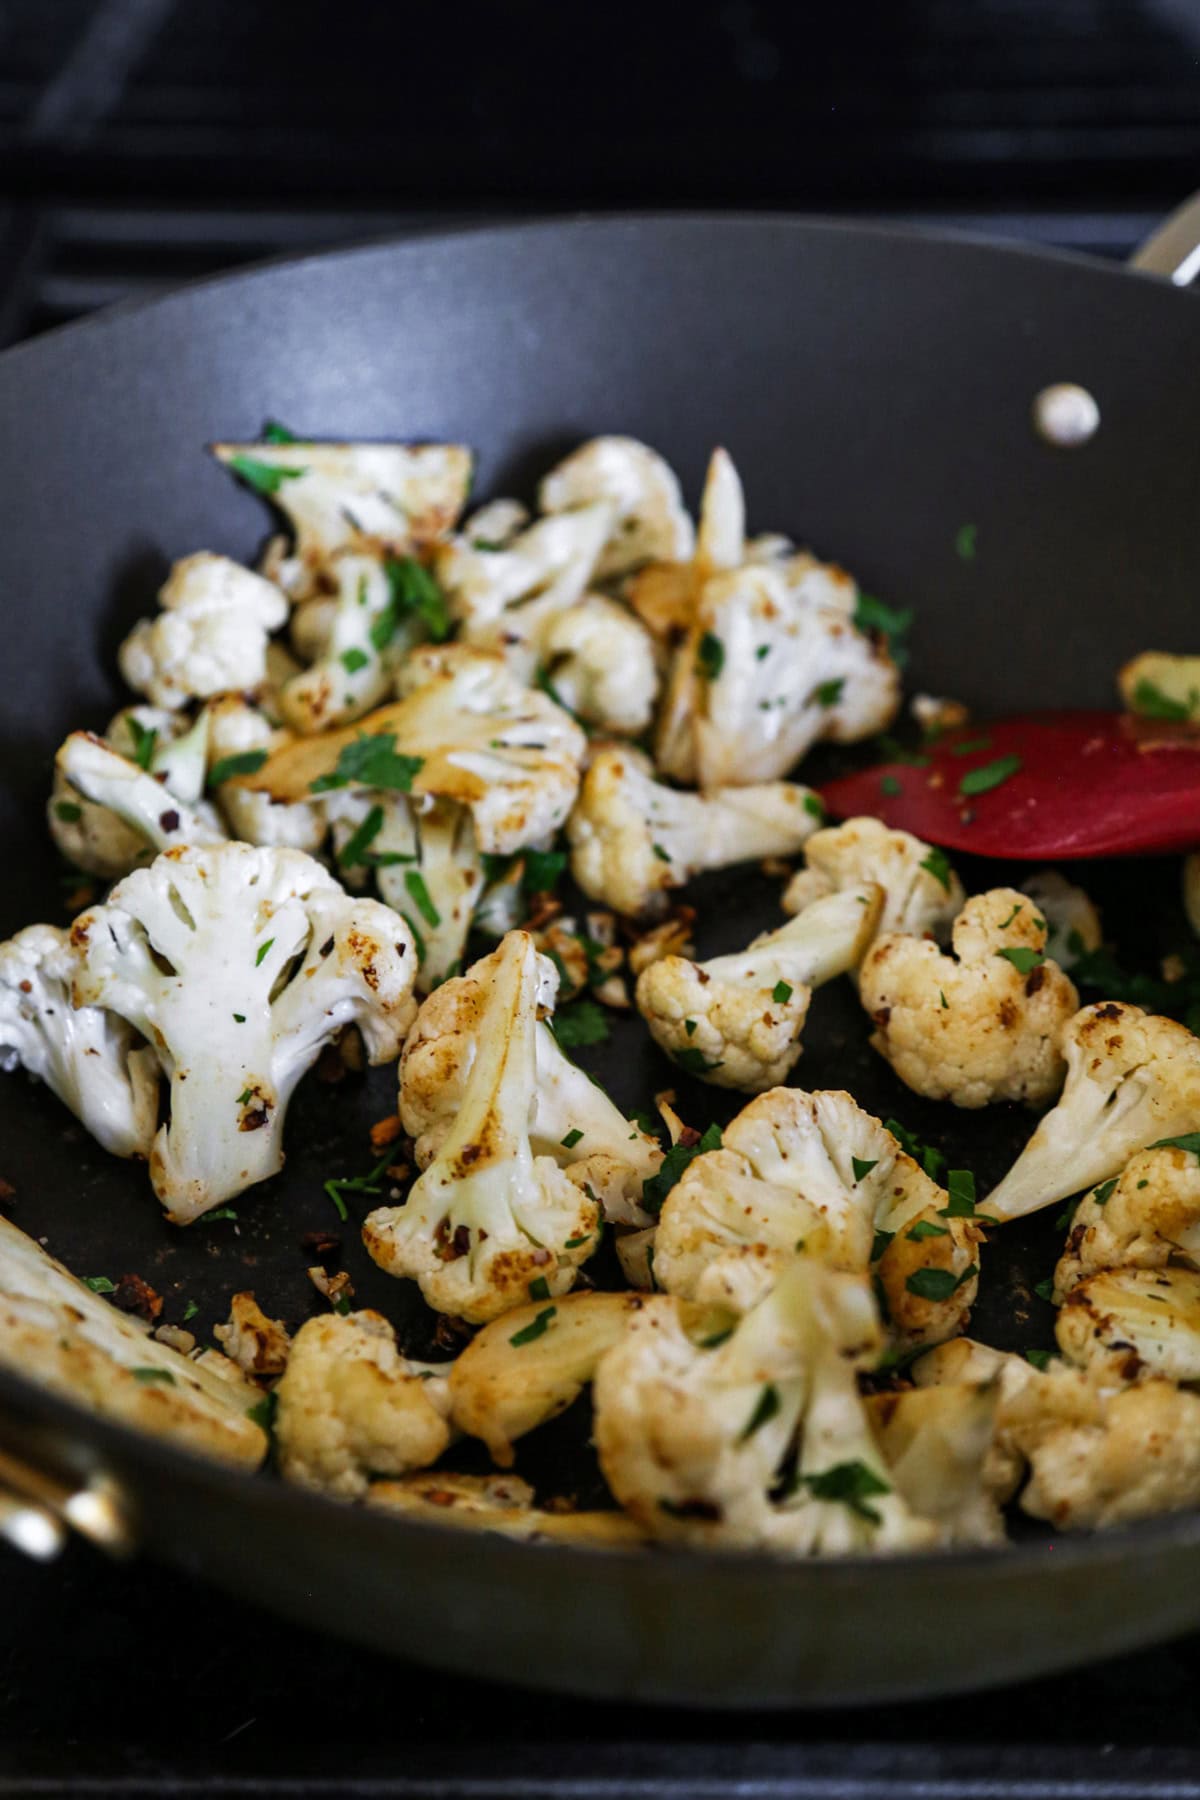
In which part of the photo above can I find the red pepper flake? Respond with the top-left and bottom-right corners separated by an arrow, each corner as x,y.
369,1115 -> 403,1151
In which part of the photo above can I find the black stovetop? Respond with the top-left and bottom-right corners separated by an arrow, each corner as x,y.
5,1534 -> 1200,1799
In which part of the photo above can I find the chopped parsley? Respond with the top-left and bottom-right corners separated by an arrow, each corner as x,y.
1024,1349 -> 1052,1372
1034,1277 -> 1055,1303
384,556 -> 453,643
954,522 -> 978,561
1054,1197 -> 1081,1232
54,800 -> 83,823
905,1263 -> 977,1302
772,980 -> 793,1004
803,794 -> 825,820
851,1157 -> 878,1183
880,774 -> 902,797
996,946 -> 1044,975
182,1300 -> 200,1322
950,736 -> 994,758
853,593 -> 912,664
126,716 -> 158,771
919,847 -> 953,892
509,1305 -> 557,1347
652,843 -> 672,864
997,902 -> 1023,930
755,643 -> 771,661
309,733 -> 424,795
368,598 -> 399,653
336,803 -> 385,870
247,1391 -> 278,1433
674,1046 -> 720,1075
870,1228 -> 895,1262
206,1207 -> 238,1223
958,753 -> 1022,797
261,420 -> 297,444
528,1275 -> 552,1301
550,1000 -> 610,1049
813,677 -> 845,708
226,454 -> 307,496
1149,1133 -> 1200,1157
131,1367 -> 176,1385
641,1122 -> 723,1215
907,1219 -> 949,1241
885,1118 -> 947,1184
561,1128 -> 584,1150
939,990 -> 948,1009
254,939 -> 274,968
324,1155 -> 391,1222
700,1326 -> 735,1349
235,1088 -> 253,1106
696,631 -> 725,682
1092,1178 -> 1119,1207
340,646 -> 371,675
83,1276 -> 116,1294
795,1460 -> 892,1523
404,869 -> 441,929
208,748 -> 268,787
522,848 -> 568,894
940,1169 -> 978,1217
1130,678 -> 1196,722
739,1383 -> 781,1440
233,1013 -> 245,1023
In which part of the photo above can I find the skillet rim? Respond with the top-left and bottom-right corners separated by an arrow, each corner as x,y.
1,208 -> 1199,1588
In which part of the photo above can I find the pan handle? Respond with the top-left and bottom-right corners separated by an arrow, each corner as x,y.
1129,191 -> 1200,285
0,1441 -> 133,1562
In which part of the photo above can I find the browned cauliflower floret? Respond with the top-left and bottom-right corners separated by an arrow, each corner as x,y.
859,887 -> 1079,1108
214,1292 -> 292,1378
274,1310 -> 452,1499
1055,1144 -> 1200,1296
782,817 -> 964,946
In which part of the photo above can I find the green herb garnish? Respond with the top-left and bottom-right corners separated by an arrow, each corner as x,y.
226,454 -> 307,496
794,1460 -> 892,1523
997,946 -> 1045,975
126,716 -> 158,771
959,753 -> 1022,797
739,1384 -> 781,1440
131,1367 -> 176,1385
905,1264 -> 977,1302
550,1000 -> 610,1049
309,733 -> 424,795
696,631 -> 725,681
561,1128 -> 584,1150
324,1155 -> 391,1221
84,1276 -> 116,1294
852,1157 -> 878,1183
641,1122 -> 723,1215
509,1306 -> 557,1347
404,869 -> 441,929
255,939 -> 274,967
772,980 -> 793,1004
340,647 -> 371,675
919,847 -> 953,892
385,556 -> 453,642
208,749 -> 268,787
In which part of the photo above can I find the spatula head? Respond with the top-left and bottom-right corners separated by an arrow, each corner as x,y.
819,711 -> 1200,859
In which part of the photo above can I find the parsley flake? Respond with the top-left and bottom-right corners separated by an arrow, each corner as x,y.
814,677 -> 845,707
851,1157 -> 878,1183
907,1219 -> 949,1241
528,1275 -> 552,1301
1093,1178 -> 1119,1207
772,980 -> 793,1004
84,1276 -> 116,1294
309,733 -> 424,795
642,1122 -> 722,1214
997,946 -> 1044,975
385,556 -> 453,642
1024,1349 -> 1052,1372
226,454 -> 307,496
509,1305 -> 557,1347
404,869 -> 441,929
550,1000 -> 610,1049
54,800 -> 83,823
954,522 -> 978,561
739,1383 -> 781,1440
340,646 -> 371,675
880,774 -> 902,797
131,1367 -> 176,1385
126,716 -> 158,771
906,1263 -> 977,1301
795,1460 -> 892,1523
959,754 -> 1022,797
561,1128 -> 584,1150
696,631 -> 725,681
208,749 -> 268,787
919,847 -> 953,892
255,939 -> 274,967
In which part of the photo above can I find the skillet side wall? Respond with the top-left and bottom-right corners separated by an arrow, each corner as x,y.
0,218 -> 1198,1704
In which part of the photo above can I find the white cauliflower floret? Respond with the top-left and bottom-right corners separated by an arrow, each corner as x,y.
213,439 -> 472,597
240,644 -> 587,857
1020,870 -> 1103,969
71,843 -> 417,1223
213,1291 -> 292,1377
671,563 -> 901,788
447,1290 -> 644,1465
206,696 -> 326,851
783,817 -> 964,948
277,554 -> 422,734
363,931 -> 600,1322
1055,1144 -> 1200,1296
50,706 -> 220,878
0,1212 -> 266,1469
0,923 -> 159,1159
864,1383 -> 1006,1545
984,1004 -> 1200,1223
461,497 -> 530,549
274,1310 -> 452,1499
860,887 -> 1079,1109
567,746 -> 821,919
1056,1265 -> 1200,1383
635,885 -> 883,1091
653,1087 -> 982,1347
52,731 -> 227,875
538,595 -> 660,736
595,1256 -> 964,1555
118,553 -> 288,709
328,792 -> 484,991
397,935 -> 661,1222
435,504 -> 612,679
538,436 -> 694,577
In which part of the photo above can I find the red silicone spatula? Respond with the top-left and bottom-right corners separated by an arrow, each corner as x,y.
818,711 -> 1200,859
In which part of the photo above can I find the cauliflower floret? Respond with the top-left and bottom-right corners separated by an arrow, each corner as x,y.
864,1383 -> 1007,1545
205,696 -> 327,851
661,563 -> 901,789
52,731 -> 227,876
783,818 -> 965,948
860,887 -> 1079,1109
213,1291 -> 292,1378
213,439 -> 472,597
538,436 -> 694,577
652,1087 -> 982,1348
274,1310 -> 452,1499
636,885 -> 883,1091
363,931 -> 600,1322
50,706 -> 221,879
0,1211 -> 266,1469
71,843 -> 417,1223
461,497 -> 530,549
447,1290 -> 643,1465
1055,1145 -> 1200,1296
368,1470 -> 646,1546
568,746 -> 820,919
1118,650 -> 1200,724
277,554 -> 423,734
1056,1265 -> 1200,1383
0,923 -> 160,1159
984,1004 -> 1200,1223
328,791 -> 484,992
1020,870 -> 1103,970
538,595 -> 660,736
397,935 -> 660,1218
240,644 -> 587,857
118,553 -> 288,709
596,1256 -> 965,1555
